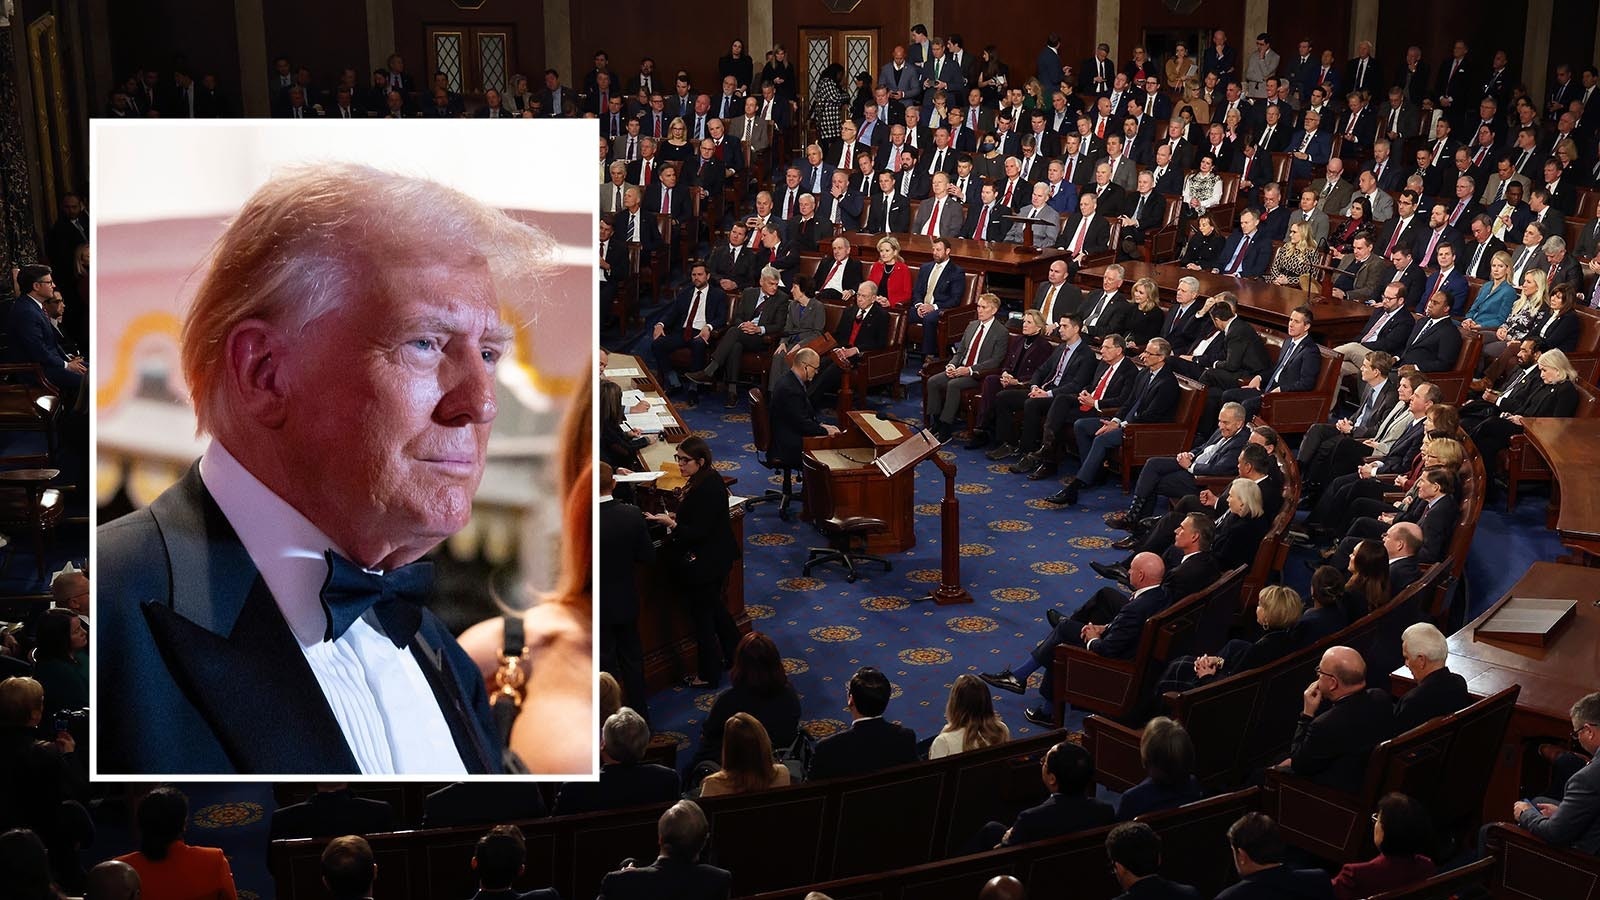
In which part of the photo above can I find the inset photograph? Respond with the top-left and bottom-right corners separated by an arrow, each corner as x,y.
92,120 -> 594,777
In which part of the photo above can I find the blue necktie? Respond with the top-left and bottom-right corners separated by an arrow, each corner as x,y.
319,550 -> 432,648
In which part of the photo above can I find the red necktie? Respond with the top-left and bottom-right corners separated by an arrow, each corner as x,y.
1450,199 -> 1466,225
1066,157 -> 1076,182
825,259 -> 843,288
1082,363 -> 1115,410
925,199 -> 941,236
1070,216 -> 1090,254
682,288 -> 703,341
964,322 -> 987,366
642,162 -> 652,186
848,311 -> 866,345
976,205 -> 990,238
660,189 -> 670,214
1385,218 -> 1404,255
653,117 -> 661,138
1003,180 -> 1016,206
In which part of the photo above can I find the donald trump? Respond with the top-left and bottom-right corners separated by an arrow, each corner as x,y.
97,164 -> 554,774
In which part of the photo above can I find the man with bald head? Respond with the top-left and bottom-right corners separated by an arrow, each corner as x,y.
980,875 -> 1027,900
984,552 -> 1169,727
1282,646 -> 1394,792
85,860 -> 140,900
1385,521 -> 1425,597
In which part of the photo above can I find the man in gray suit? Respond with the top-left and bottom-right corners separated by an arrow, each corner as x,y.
600,162 -> 637,217
1514,691 -> 1600,855
1308,157 -> 1353,215
1290,188 -> 1331,246
729,96 -> 771,152
1004,182 -> 1062,245
1348,170 -> 1395,222
688,266 -> 789,406
912,173 -> 967,239
1330,233 -> 1395,306
924,293 -> 1008,440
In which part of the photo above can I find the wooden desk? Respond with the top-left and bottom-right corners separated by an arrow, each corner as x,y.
800,413 -> 918,553
842,232 -> 1069,300
1391,562 -> 1600,821
1079,262 -> 1374,345
602,354 -> 750,693
1521,418 -> 1600,563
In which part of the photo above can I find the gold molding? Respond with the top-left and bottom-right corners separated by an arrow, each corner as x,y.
26,14 -> 55,214
24,13 -> 73,210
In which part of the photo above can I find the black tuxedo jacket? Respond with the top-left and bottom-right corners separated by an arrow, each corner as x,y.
1393,667 -> 1470,735
600,499 -> 654,625
808,717 -> 917,780
97,467 -> 502,774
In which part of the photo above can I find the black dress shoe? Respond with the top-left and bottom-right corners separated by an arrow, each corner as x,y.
965,430 -> 991,450
986,443 -> 1018,461
1112,534 -> 1141,550
1045,482 -> 1079,505
1046,608 -> 1064,628
723,390 -> 739,408
1011,453 -> 1040,474
980,669 -> 1025,694
1091,561 -> 1130,584
1023,707 -> 1059,728
1103,510 -> 1137,530
1028,462 -> 1059,481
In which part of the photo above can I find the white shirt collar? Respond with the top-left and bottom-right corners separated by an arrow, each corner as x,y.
200,440 -> 353,646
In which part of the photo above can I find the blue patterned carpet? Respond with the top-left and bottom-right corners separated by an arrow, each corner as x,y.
644,368 -> 1569,760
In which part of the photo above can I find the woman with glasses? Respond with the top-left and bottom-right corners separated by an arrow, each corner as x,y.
645,436 -> 742,688
1331,792 -> 1437,899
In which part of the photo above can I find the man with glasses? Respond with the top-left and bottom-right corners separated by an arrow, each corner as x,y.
8,265 -> 86,402
770,347 -> 839,472
1514,692 -> 1600,854
1279,645 -> 1394,792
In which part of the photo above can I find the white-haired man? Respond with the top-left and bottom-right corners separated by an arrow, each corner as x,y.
1393,622 -> 1469,734
98,165 -> 551,775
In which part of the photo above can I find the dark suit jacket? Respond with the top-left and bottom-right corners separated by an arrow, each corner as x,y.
770,369 -> 829,467
1264,338 -> 1323,393
424,781 -> 549,828
472,889 -> 560,900
1090,586 -> 1171,659
667,473 -> 740,585
269,789 -> 394,841
831,302 -> 889,351
1115,875 -> 1202,900
1053,212 -> 1113,256
612,209 -> 660,255
1397,316 -> 1463,372
1160,301 -> 1211,356
913,261 -> 967,310
1213,510 -> 1274,571
598,856 -> 732,900
866,191 -> 912,233
1214,230 -> 1273,277
1356,308 -> 1413,357
600,499 -> 654,626
1004,792 -> 1116,846
1411,494 -> 1458,565
1163,550 -> 1222,601
1215,865 -> 1337,899
706,243 -> 759,293
97,467 -> 501,774
815,191 -> 865,231
962,201 -> 1010,241
554,762 -> 680,815
1289,688 -> 1396,792
1205,318 -> 1272,385
1293,605 -> 1348,648
1116,365 -> 1181,424
808,717 -> 917,780
652,284 -> 729,334
4,298 -> 77,392
1529,310 -> 1582,354
1031,340 -> 1099,394
1392,667 -> 1470,735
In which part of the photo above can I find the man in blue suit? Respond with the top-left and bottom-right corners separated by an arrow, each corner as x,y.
982,551 -> 1170,726
642,263 -> 726,394
97,166 -> 515,775
911,237 -> 968,356
1287,109 -> 1332,181
6,265 -> 85,401
1213,209 -> 1273,277
1398,292 -> 1463,372
1222,306 -> 1323,418
1418,243 -> 1469,315
1048,338 -> 1181,507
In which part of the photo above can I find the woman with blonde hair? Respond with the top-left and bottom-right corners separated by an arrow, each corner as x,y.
930,673 -> 1010,758
660,116 -> 694,162
1158,586 -> 1303,696
1462,250 -> 1517,332
1466,348 -> 1582,465
1268,221 -> 1320,286
699,712 -> 791,796
1125,278 -> 1167,347
1482,268 -> 1548,368
1214,479 -> 1272,570
867,235 -> 913,308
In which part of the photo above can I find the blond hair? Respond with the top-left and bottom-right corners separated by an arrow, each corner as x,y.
181,163 -> 556,434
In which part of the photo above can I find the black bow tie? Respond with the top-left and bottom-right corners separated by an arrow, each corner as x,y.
318,550 -> 432,648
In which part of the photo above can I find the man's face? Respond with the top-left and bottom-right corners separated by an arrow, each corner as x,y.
875,87 -> 890,106
1429,205 -> 1448,228
1425,291 -> 1450,318
754,192 -> 773,215
878,172 -> 896,193
660,168 -> 678,188
1048,261 -> 1068,285
931,241 -> 951,263
1239,212 -> 1258,234
1353,238 -> 1371,261
1102,270 -> 1120,293
689,265 -> 710,288
282,264 -> 508,565
1030,183 -> 1050,208
976,300 -> 997,322
1176,284 -> 1196,305
1287,311 -> 1310,339
727,225 -> 746,247
1382,286 -> 1405,310
1155,146 -> 1172,167
785,168 -> 801,189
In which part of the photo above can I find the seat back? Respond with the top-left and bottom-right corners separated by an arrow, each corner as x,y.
1256,334 -> 1343,435
1378,685 -> 1519,835
749,386 -> 772,454
1366,858 -> 1494,899
1482,823 -> 1600,900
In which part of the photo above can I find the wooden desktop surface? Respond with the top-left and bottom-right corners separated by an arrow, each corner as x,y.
1392,562 -> 1600,819
1081,261 -> 1374,344
1521,417 -> 1600,562
842,232 -> 1067,298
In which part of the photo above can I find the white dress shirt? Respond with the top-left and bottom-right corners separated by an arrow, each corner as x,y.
200,441 -> 468,775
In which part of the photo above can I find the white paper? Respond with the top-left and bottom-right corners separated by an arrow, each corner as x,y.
604,366 -> 643,377
614,471 -> 666,483
625,413 -> 665,433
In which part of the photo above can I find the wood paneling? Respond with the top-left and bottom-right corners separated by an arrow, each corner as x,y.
936,1 -> 1096,97
1268,6 -> 1353,64
103,0 -> 238,90
1125,0 -> 1246,73
391,0 -> 543,89
777,0 -> 908,93
263,0 -> 369,95
1377,1 -> 1529,98
570,2 -> 747,99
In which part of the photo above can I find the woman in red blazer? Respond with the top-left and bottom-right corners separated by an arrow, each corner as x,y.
117,788 -> 238,900
1330,792 -> 1436,900
866,236 -> 914,308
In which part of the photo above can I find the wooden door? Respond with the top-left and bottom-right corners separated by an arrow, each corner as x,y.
425,25 -> 515,99
798,27 -> 879,122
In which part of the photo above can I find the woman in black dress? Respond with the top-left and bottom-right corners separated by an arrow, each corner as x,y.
691,631 -> 803,767
1467,348 -> 1582,465
719,40 -> 754,95
646,436 -> 743,688
761,44 -> 796,103
1179,214 -> 1224,269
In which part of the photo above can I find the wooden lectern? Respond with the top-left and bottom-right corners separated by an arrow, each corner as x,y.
1002,213 -> 1044,252
801,411 -> 918,553
875,429 -> 973,605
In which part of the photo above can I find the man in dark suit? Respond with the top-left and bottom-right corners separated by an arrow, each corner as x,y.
6,266 -> 84,400
983,552 -> 1171,726
611,186 -> 659,257
767,348 -> 840,468
468,825 -> 561,900
974,741 -> 1115,849
1217,813 -> 1341,899
423,782 -> 549,829
1331,234 -> 1397,306
811,286 -> 889,400
807,666 -> 917,780
1212,210 -> 1272,277
1198,301 -> 1271,391
599,464 -> 655,721
705,223 -> 758,296
1287,109 -> 1332,181
1383,523 -> 1426,597
598,220 -> 631,328
269,785 -> 394,841
1514,691 -> 1600,855
1049,339 -> 1181,506
962,180 -> 1010,241
1280,646 -> 1395,793
689,267 -> 789,406
1460,214 -> 1505,279
1398,291 -> 1463,372
1116,171 -> 1167,260
1105,401 -> 1251,529
911,238 -> 969,358
555,709 -> 680,814
1393,623 -> 1471,735
1108,823 -> 1203,899
816,171 -> 865,232
866,170 -> 912,233
1418,243 -> 1469,315
597,800 -> 732,899
96,171 -> 511,775
1221,306 -> 1322,420
988,315 -> 1098,462
1055,192 -> 1114,271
